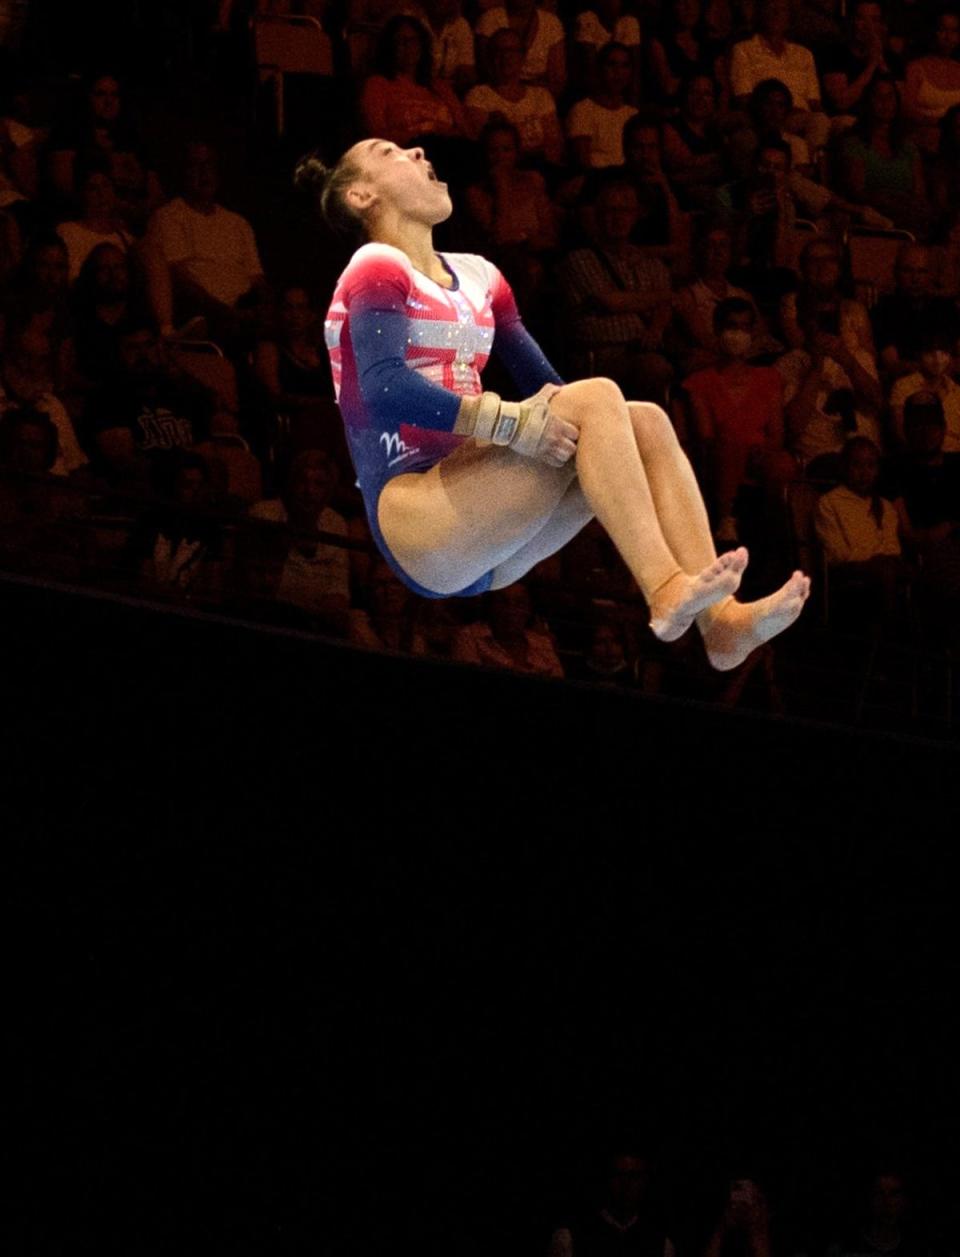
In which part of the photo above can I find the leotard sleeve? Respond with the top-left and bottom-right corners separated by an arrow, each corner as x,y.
488,263 -> 565,395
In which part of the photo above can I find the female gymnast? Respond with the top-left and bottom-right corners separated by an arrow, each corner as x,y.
300,140 -> 810,669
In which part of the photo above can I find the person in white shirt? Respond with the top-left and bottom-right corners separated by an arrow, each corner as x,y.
566,41 -> 638,169
889,330 -> 960,451
730,0 -> 831,152
464,26 -> 565,164
475,0 -> 566,99
572,0 -> 641,98
55,161 -> 132,283
144,140 -> 269,348
422,0 -> 476,93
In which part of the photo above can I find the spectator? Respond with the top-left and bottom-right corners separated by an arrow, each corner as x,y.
780,237 -> 877,364
871,243 -> 960,380
703,1178 -> 772,1257
464,26 -> 564,167
87,316 -> 214,488
559,176 -> 674,403
129,450 -> 226,598
824,1166 -> 936,1257
673,219 -> 776,373
0,325 -> 87,477
731,78 -> 814,176
930,206 -> 960,298
903,6 -> 960,154
253,282 -> 335,412
615,115 -> 687,266
46,72 -> 162,226
645,0 -> 724,110
462,119 -> 558,311
226,518 -> 316,630
566,41 -> 638,170
0,404 -> 59,477
248,448 -> 351,635
474,0 -> 566,100
571,0 -> 642,101
779,304 -> 883,479
816,436 -> 903,626
55,157 -> 132,282
890,327 -> 960,450
70,242 -> 148,389
729,0 -> 829,154
684,296 -> 795,541
717,135 -> 800,295
837,74 -> 928,236
929,103 -> 960,222
821,0 -> 904,119
567,617 -> 638,685
421,0 -> 476,95
661,74 -> 726,209
0,64 -> 46,229
887,391 -> 960,559
548,1148 -> 676,1257
452,582 -> 564,676
143,139 -> 269,348
350,556 -> 428,653
358,15 -> 469,149
0,233 -> 72,391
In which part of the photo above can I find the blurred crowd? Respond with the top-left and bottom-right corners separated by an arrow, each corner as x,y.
2,0 -> 960,727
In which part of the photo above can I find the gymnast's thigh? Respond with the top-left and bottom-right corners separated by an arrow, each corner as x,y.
377,439 -> 577,595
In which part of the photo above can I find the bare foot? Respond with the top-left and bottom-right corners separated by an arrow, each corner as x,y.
649,548 -> 749,643
702,571 -> 811,671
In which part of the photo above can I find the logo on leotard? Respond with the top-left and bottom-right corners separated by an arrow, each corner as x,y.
380,431 -> 421,467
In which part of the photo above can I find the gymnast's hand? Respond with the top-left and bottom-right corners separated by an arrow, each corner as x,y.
523,382 -> 578,468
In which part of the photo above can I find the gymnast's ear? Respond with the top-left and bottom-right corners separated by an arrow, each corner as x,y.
344,177 -> 378,214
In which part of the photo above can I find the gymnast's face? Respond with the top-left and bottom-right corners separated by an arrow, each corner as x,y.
345,139 -> 452,228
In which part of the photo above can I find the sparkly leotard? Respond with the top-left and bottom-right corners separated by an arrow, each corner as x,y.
324,241 -> 563,597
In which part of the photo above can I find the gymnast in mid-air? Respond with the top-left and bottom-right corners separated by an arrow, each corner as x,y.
300,139 -> 809,669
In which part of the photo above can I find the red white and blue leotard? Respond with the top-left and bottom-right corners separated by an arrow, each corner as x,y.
324,242 -> 563,597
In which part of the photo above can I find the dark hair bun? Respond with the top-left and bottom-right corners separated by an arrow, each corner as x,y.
293,151 -> 331,194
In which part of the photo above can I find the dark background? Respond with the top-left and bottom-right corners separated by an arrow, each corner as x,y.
5,573 -> 960,1254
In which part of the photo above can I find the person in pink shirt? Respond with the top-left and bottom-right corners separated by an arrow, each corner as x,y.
359,15 -> 469,147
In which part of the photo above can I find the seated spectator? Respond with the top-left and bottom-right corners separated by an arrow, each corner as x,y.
421,0 -> 476,95
778,307 -> 883,479
929,103 -> 960,223
565,42 -> 638,170
701,1177 -> 772,1257
661,74 -> 726,210
474,0 -> 566,100
0,65 -> 46,229
248,448 -> 351,635
46,72 -> 162,228
889,328 -> 960,450
674,219 -> 778,374
730,0 -> 830,154
464,26 -> 564,167
558,176 -> 674,403
887,390 -> 960,555
0,325 -> 87,477
350,557 -> 428,653
462,120 -> 558,309
780,237 -> 877,360
567,617 -> 638,685
87,316 -> 215,489
0,207 -> 18,283
645,0 -> 725,111
824,1166 -> 934,1257
815,436 -> 903,625
684,296 -> 795,541
902,7 -> 960,155
821,0 -> 904,119
129,451 -> 226,599
836,73 -> 929,236
729,78 -> 814,177
717,135 -> 800,298
871,243 -> 960,380
0,405 -> 60,479
253,283 -> 333,420
452,582 -> 564,676
0,233 -> 73,393
55,157 -> 132,282
548,1147 -> 676,1257
226,518 -> 317,631
143,139 -> 269,349
930,206 -> 960,298
70,242 -> 149,389
358,16 -> 469,149
614,115 -> 688,267
571,0 -> 641,101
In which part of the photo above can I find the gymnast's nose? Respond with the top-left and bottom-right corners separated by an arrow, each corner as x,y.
408,146 -> 425,163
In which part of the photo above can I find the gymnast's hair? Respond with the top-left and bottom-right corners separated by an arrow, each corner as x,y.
293,148 -> 367,238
